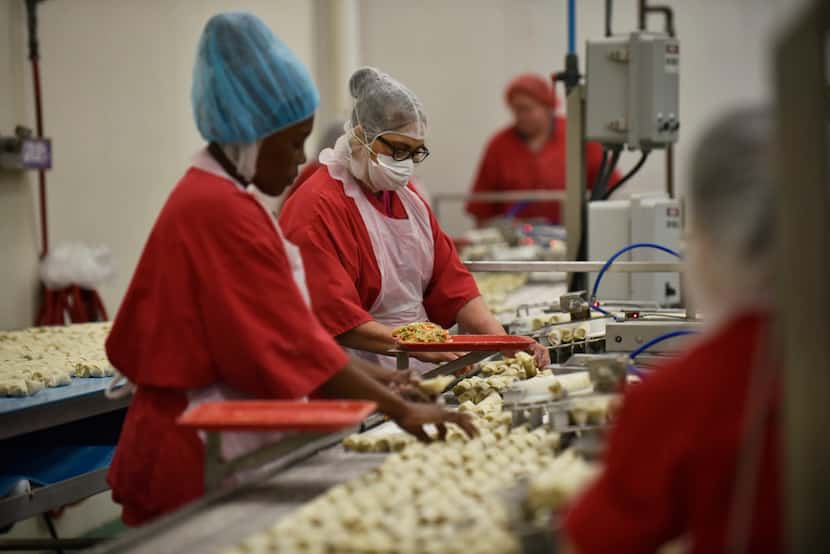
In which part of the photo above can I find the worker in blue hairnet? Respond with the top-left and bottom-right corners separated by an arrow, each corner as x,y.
106,12 -> 475,526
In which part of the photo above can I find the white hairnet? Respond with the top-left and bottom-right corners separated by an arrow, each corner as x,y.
346,67 -> 427,142
685,107 -> 775,322
689,107 -> 774,266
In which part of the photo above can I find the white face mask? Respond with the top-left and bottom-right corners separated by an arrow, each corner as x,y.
352,131 -> 414,192
368,154 -> 413,191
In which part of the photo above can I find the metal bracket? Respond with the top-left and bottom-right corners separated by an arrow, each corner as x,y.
0,468 -> 110,528
203,432 -> 329,493
421,351 -> 496,379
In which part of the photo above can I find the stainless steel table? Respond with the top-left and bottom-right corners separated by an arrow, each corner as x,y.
91,437 -> 385,554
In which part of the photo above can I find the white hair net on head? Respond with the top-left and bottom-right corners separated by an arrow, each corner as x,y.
346,67 -> 427,142
689,107 -> 774,266
685,107 -> 775,323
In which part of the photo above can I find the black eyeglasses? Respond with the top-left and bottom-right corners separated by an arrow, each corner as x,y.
375,136 -> 431,164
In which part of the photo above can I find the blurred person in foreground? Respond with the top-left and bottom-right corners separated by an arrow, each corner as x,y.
561,107 -> 782,553
466,73 -> 617,225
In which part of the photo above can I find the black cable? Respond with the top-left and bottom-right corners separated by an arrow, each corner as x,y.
639,2 -> 676,37
25,0 -> 39,61
605,0 -> 614,37
638,0 -> 647,30
590,148 -> 609,201
42,513 -> 64,554
602,150 -> 651,200
594,145 -> 622,201
603,146 -> 622,191
647,5 -> 675,37
580,144 -> 619,292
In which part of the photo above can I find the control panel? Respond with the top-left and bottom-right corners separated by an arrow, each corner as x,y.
586,32 -> 680,149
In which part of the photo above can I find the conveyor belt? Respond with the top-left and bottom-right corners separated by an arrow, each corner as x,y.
0,377 -> 130,440
91,437 -> 385,554
493,282 -> 568,327
507,282 -> 567,307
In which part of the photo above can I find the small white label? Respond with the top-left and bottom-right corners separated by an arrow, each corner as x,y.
665,55 -> 679,74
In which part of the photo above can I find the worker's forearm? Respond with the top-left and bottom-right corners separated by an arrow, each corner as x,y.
316,359 -> 407,420
456,296 -> 506,335
336,321 -> 397,354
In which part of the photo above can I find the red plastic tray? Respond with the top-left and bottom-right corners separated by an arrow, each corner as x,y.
176,400 -> 376,432
397,334 -> 535,352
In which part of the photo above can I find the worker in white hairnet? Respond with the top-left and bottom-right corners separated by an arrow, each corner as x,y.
561,108 -> 782,553
280,67 -> 550,373
106,16 -> 475,526
289,118 -> 433,205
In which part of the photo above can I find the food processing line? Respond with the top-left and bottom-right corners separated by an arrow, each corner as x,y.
10,1 -> 708,550
86,255 -> 696,554
468,259 -> 697,354
84,2 -> 830,547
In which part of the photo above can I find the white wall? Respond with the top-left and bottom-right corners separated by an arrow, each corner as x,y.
1,0 -> 811,323
359,0 -> 805,235
0,0 -> 39,331
22,0 -> 315,315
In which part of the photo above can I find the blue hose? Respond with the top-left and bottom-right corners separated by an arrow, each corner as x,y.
590,304 -> 618,319
591,242 -> 681,301
506,200 -> 528,219
567,0 -> 576,54
628,330 -> 698,360
626,329 -> 698,378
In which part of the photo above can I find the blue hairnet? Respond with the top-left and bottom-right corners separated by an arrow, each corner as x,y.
192,12 -> 319,144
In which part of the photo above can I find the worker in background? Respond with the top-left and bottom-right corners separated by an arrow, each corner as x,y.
561,107 -> 781,553
105,14 -> 475,526
466,73 -> 617,225
280,67 -> 550,373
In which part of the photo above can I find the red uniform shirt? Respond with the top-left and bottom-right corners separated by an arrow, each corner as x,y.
564,311 -> 782,554
467,119 -> 617,224
106,167 -> 348,525
279,166 -> 481,337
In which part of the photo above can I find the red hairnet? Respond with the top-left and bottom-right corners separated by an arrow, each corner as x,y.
505,73 -> 559,110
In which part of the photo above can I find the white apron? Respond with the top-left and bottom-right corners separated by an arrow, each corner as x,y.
321,137 -> 436,374
186,148 -> 310,461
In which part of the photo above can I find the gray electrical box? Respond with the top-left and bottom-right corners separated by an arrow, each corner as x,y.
0,127 -> 52,171
586,32 -> 679,149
